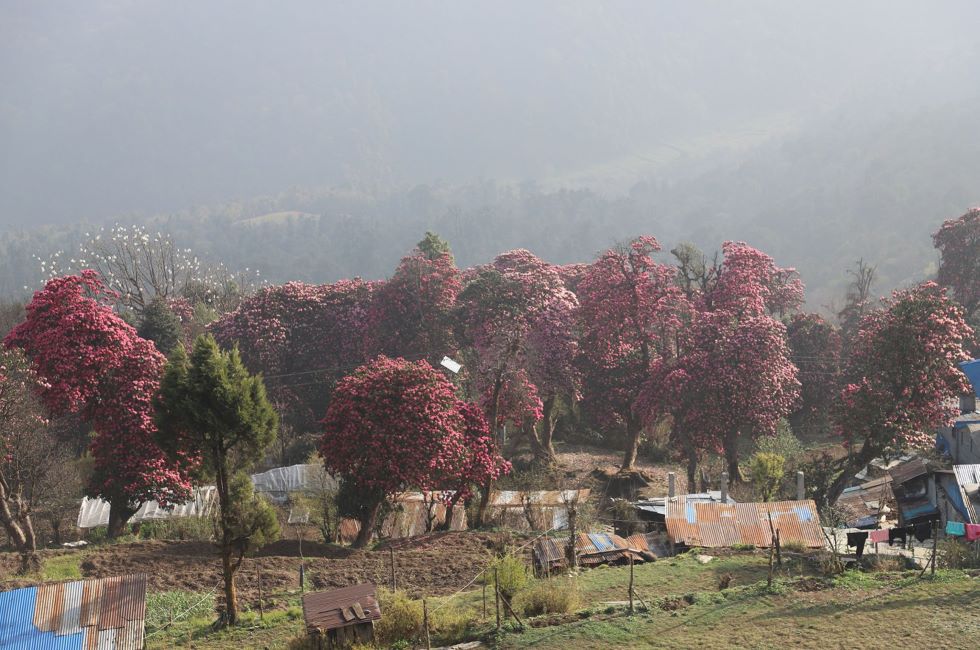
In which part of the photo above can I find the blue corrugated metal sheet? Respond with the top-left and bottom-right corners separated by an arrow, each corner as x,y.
960,359 -> 980,397
587,533 -> 616,552
0,575 -> 146,649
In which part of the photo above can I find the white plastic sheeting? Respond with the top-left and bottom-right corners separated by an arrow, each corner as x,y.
76,486 -> 218,529
77,463 -> 336,529
251,464 -> 337,503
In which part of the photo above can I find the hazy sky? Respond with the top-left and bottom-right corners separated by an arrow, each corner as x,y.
2,1 -> 979,230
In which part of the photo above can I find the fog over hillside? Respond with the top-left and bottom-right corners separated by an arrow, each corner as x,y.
2,1 -> 979,306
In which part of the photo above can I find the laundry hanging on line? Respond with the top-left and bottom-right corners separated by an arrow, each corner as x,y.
966,523 -> 980,542
946,521 -> 966,537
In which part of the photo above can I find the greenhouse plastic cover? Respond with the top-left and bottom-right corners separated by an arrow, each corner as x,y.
77,464 -> 334,529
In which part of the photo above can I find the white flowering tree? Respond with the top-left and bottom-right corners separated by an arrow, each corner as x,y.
35,224 -> 260,316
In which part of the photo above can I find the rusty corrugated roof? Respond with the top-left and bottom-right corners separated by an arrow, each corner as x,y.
532,537 -> 567,568
302,583 -> 380,633
666,498 -> 824,548
0,574 -> 146,649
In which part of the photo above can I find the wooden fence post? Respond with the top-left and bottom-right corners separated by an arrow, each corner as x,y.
494,568 -> 501,632
390,547 -> 397,592
628,555 -> 635,614
423,599 -> 431,650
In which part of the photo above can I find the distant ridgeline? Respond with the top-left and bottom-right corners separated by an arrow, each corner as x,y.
2,102 -> 979,308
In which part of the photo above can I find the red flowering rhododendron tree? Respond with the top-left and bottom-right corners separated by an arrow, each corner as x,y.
4,271 -> 192,536
786,313 -> 842,438
933,208 -> 980,352
827,282 -> 974,503
320,356 -> 507,547
578,237 -> 690,472
210,279 -> 376,461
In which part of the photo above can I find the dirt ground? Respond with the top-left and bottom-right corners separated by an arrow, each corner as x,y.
0,530 -> 528,609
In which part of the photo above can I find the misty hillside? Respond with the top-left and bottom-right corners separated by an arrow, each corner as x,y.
2,1 -> 979,231
2,100 -> 978,310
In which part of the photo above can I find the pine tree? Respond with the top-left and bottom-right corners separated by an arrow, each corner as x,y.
155,334 -> 279,625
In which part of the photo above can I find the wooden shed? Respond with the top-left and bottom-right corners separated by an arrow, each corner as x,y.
302,583 -> 381,649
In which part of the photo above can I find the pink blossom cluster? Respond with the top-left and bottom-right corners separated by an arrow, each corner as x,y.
4,271 -> 192,506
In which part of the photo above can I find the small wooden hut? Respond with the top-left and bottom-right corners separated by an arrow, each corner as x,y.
302,583 -> 381,649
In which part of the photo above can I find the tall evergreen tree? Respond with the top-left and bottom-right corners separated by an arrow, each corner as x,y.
155,334 -> 279,625
138,297 -> 183,355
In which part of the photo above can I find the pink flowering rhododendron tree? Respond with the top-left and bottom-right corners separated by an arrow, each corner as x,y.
933,208 -> 980,352
827,282 -> 974,503
366,242 -> 462,362
578,237 -> 690,472
786,313 -> 842,438
320,356 -> 507,547
524,290 -> 581,463
210,279 -> 375,462
639,241 -> 801,485
457,250 -> 572,456
4,271 -> 192,536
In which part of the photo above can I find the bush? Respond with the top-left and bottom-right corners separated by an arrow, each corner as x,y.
781,541 -> 806,553
513,578 -> 581,617
484,553 -> 530,600
374,589 -> 423,647
138,516 -> 216,541
146,590 -> 216,630
748,452 -> 785,502
755,422 -> 805,463
938,538 -> 980,569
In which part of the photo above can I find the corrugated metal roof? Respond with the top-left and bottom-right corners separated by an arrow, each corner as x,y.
337,493 -> 468,544
489,489 -> 590,507
302,583 -> 380,633
0,575 -> 146,649
532,537 -> 567,569
575,533 -> 647,565
836,476 -> 895,528
888,457 -> 931,485
665,498 -> 824,548
960,359 -> 980,397
952,465 -> 980,523
634,492 -> 736,517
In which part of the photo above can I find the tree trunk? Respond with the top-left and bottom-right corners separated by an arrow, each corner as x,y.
221,545 -> 239,625
474,377 -> 505,528
825,442 -> 878,507
107,495 -> 137,539
526,424 -> 556,467
722,433 -> 742,483
352,500 -> 382,549
438,492 -> 463,532
527,397 -> 558,467
621,417 -> 642,472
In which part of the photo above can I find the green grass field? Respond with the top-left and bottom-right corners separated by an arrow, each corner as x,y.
140,551 -> 980,649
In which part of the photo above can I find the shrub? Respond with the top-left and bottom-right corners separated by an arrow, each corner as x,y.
781,541 -> 806,553
748,452 -> 785,502
138,516 -> 216,541
146,590 -> 216,630
755,422 -> 805,463
938,538 -> 980,569
430,603 -> 474,645
484,553 -> 530,600
513,578 -> 581,617
374,589 -> 423,647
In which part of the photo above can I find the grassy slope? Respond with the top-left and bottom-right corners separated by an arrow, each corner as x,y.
499,563 -> 980,649
138,551 -> 979,649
